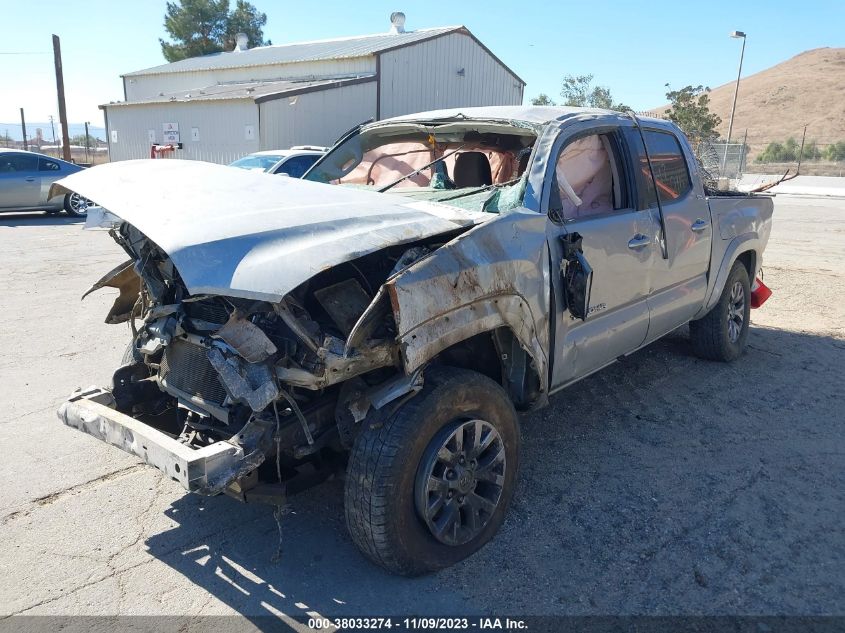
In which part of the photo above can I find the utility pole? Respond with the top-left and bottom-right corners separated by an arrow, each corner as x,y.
84,121 -> 90,163
52,34 -> 72,162
20,108 -> 28,151
796,125 -> 808,175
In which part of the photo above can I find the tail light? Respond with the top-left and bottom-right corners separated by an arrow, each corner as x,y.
750,278 -> 772,309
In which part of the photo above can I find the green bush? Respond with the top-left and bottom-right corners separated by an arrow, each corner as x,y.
756,138 -> 842,163
825,142 -> 845,162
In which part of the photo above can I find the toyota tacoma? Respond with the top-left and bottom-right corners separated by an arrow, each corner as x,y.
55,106 -> 774,575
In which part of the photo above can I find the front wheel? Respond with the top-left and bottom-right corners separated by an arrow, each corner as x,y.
690,261 -> 751,361
344,367 -> 520,576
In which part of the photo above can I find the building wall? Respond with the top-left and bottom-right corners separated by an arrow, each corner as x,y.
124,58 -> 376,101
104,99 -> 259,163
378,32 -> 523,119
258,80 -> 377,150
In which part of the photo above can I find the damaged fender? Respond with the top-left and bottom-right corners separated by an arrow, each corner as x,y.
385,208 -> 551,396
81,259 -> 141,324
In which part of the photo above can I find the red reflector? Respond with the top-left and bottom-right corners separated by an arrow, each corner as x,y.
751,278 -> 772,308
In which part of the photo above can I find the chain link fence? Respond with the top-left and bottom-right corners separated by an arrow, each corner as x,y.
704,142 -> 748,180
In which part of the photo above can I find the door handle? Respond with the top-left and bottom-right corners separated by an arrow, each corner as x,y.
691,218 -> 709,232
25,177 -> 36,182
627,234 -> 651,250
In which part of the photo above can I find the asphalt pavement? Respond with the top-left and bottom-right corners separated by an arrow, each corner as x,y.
0,196 -> 842,621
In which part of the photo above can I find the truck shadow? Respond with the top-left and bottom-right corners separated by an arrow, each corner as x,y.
0,211 -> 83,226
144,324 -> 844,626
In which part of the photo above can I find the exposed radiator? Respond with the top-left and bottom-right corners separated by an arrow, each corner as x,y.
160,338 -> 228,406
183,299 -> 231,325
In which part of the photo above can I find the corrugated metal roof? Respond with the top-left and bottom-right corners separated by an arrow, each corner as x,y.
125,27 -> 461,77
103,75 -> 376,107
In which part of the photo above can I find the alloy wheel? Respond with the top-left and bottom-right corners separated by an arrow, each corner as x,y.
727,280 -> 746,343
68,193 -> 89,215
415,418 -> 506,546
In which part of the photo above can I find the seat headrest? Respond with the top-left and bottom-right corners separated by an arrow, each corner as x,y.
453,151 -> 493,188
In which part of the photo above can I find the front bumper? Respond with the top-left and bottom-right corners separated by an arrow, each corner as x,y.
57,387 -> 245,494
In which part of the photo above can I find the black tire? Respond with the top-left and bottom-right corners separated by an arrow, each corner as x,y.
690,261 -> 751,361
63,193 -> 88,217
344,366 -> 520,576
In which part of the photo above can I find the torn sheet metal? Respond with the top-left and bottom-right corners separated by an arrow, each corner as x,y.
52,160 -> 489,303
214,313 -> 278,363
346,368 -> 425,423
81,259 -> 141,324
139,316 -> 182,355
275,340 -> 396,391
207,346 -> 279,412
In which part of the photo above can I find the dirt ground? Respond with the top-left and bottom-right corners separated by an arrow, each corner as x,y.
0,195 -> 842,619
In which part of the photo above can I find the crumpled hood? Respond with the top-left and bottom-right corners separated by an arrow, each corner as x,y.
53,160 -> 488,302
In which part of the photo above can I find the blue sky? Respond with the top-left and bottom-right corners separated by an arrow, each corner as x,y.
1,0 -> 843,131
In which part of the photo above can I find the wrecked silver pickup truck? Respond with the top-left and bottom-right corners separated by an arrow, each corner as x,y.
55,106 -> 773,575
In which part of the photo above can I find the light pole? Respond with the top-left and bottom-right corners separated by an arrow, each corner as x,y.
722,30 -> 747,174
84,121 -> 90,163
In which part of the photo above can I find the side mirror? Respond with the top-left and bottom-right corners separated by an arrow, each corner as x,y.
560,232 -> 593,321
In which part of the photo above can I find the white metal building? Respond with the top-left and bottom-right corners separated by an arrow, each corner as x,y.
102,15 -> 525,164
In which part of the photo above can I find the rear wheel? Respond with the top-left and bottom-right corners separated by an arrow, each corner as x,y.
63,192 -> 89,217
344,367 -> 520,576
690,261 -> 751,361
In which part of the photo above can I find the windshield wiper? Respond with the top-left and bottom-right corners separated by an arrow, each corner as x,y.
378,144 -> 466,193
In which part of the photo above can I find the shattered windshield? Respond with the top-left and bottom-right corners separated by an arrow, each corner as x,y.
305,121 -> 537,212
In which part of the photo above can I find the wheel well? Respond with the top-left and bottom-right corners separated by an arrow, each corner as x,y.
431,327 -> 541,411
735,250 -> 756,282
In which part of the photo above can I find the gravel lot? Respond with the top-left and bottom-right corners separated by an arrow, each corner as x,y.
0,195 -> 842,618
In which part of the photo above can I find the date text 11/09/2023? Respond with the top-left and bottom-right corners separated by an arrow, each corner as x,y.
307,617 -> 529,630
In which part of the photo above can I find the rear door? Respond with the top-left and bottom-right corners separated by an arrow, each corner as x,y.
547,121 -> 659,389
627,128 -> 712,342
0,153 -> 40,209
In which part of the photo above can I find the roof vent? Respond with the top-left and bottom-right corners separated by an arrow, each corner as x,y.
234,33 -> 249,52
389,12 -> 406,34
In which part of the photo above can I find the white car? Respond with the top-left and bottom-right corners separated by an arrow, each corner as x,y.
228,146 -> 326,178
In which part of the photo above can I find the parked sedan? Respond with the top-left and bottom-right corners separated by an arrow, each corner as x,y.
0,149 -> 89,216
228,146 -> 326,178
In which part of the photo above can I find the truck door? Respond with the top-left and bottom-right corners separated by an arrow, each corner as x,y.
628,128 -> 712,342
547,123 -> 658,389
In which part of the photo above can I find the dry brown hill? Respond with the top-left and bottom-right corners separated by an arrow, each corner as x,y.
652,47 -> 845,156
